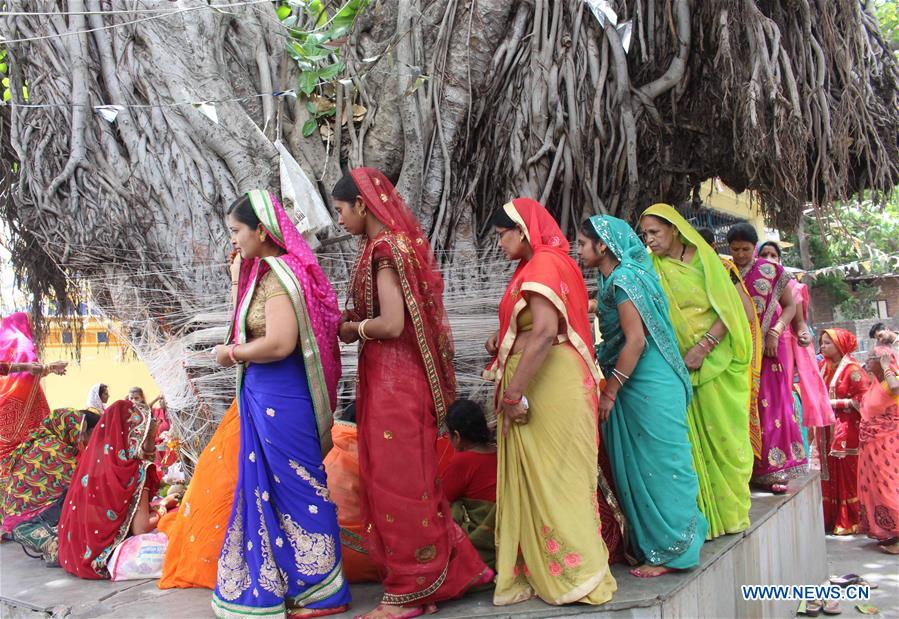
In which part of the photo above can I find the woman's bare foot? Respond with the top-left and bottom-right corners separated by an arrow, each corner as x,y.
629,564 -> 674,578
353,603 -> 437,619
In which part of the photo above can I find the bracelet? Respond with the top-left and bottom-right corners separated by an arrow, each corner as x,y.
697,339 -> 711,351
601,390 -> 616,401
357,319 -> 373,341
703,332 -> 720,345
502,393 -> 522,406
228,344 -> 239,365
611,368 -> 630,382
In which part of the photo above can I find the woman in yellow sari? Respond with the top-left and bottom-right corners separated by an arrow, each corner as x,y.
485,198 -> 616,606
639,204 -> 754,539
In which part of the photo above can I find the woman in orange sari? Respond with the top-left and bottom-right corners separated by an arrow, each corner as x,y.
333,168 -> 490,619
818,328 -> 869,534
485,199 -> 616,606
858,346 -> 899,554
157,400 -> 240,589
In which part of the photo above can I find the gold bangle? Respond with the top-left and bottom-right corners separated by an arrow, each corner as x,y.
357,319 -> 373,341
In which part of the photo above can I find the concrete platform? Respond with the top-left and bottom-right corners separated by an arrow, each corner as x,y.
1,473 -> 826,618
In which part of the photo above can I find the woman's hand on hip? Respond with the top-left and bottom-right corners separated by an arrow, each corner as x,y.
683,345 -> 708,371
763,333 -> 779,358
598,392 -> 615,422
214,345 -> 235,367
498,400 -> 528,437
339,321 -> 360,344
485,330 -> 500,356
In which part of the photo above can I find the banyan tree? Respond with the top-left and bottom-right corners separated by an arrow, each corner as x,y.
0,1 -> 896,457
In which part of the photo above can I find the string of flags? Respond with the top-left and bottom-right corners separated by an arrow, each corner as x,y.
799,254 -> 899,281
6,90 -> 302,124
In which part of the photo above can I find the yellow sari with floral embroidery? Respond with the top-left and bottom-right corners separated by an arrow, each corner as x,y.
490,199 -> 616,606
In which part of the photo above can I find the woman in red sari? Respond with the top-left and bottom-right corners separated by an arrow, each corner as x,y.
58,400 -> 159,578
818,329 -> 870,535
332,168 -> 490,619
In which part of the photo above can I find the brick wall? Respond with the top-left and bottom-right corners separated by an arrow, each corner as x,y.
808,275 -> 898,325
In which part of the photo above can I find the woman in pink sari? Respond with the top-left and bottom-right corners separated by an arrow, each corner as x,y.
0,313 -> 67,468
858,346 -> 899,554
757,242 -> 834,443
727,225 -> 806,492
332,168 -> 490,619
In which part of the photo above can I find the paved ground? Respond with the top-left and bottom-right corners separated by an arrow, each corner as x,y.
823,534 -> 899,619
1,477 -> 895,618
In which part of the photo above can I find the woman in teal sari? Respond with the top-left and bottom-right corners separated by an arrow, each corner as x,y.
639,204 -> 754,540
578,216 -> 707,577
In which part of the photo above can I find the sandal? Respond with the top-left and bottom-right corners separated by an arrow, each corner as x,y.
829,573 -> 861,587
799,600 -> 822,617
821,601 -> 841,615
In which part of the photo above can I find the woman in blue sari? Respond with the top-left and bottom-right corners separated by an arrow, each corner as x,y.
212,190 -> 350,618
577,216 -> 707,578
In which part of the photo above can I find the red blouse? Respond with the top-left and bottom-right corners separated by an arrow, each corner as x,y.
440,450 -> 497,503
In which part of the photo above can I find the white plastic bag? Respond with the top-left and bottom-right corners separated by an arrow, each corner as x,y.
108,532 -> 168,581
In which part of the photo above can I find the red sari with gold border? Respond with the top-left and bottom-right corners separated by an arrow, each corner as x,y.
346,168 -> 488,607
818,329 -> 870,535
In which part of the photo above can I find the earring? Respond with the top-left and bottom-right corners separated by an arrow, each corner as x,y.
359,208 -> 367,217
519,233 -> 525,241
259,232 -> 267,242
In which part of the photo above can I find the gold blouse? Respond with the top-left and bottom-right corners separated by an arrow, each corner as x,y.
245,271 -> 288,340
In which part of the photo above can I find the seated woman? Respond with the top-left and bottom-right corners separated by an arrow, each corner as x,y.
58,400 -> 159,579
1,408 -> 99,565
320,403 -> 380,584
441,399 -> 498,571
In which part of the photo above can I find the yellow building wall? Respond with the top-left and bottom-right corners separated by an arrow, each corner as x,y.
40,318 -> 161,410
698,178 -> 766,235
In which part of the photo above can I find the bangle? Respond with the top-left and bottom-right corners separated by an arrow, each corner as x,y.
697,339 -> 711,351
703,332 -> 720,345
502,393 -> 522,406
601,390 -> 616,402
357,319 -> 373,341
610,368 -> 630,387
228,344 -> 239,364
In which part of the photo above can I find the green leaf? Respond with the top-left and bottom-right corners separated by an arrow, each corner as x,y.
317,62 -> 345,81
276,5 -> 292,20
298,70 -> 319,95
302,118 -> 318,137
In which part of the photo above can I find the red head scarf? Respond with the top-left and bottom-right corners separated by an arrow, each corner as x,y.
820,328 -> 860,385
485,198 -> 598,386
346,168 -> 455,430
58,400 -> 157,579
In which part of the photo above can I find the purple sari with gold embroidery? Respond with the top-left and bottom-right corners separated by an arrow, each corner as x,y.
741,258 -> 808,485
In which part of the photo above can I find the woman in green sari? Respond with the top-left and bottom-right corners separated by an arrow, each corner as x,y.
578,215 -> 707,577
639,204 -> 754,539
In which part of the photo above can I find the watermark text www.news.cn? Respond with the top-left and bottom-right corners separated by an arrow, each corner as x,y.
741,584 -> 870,601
